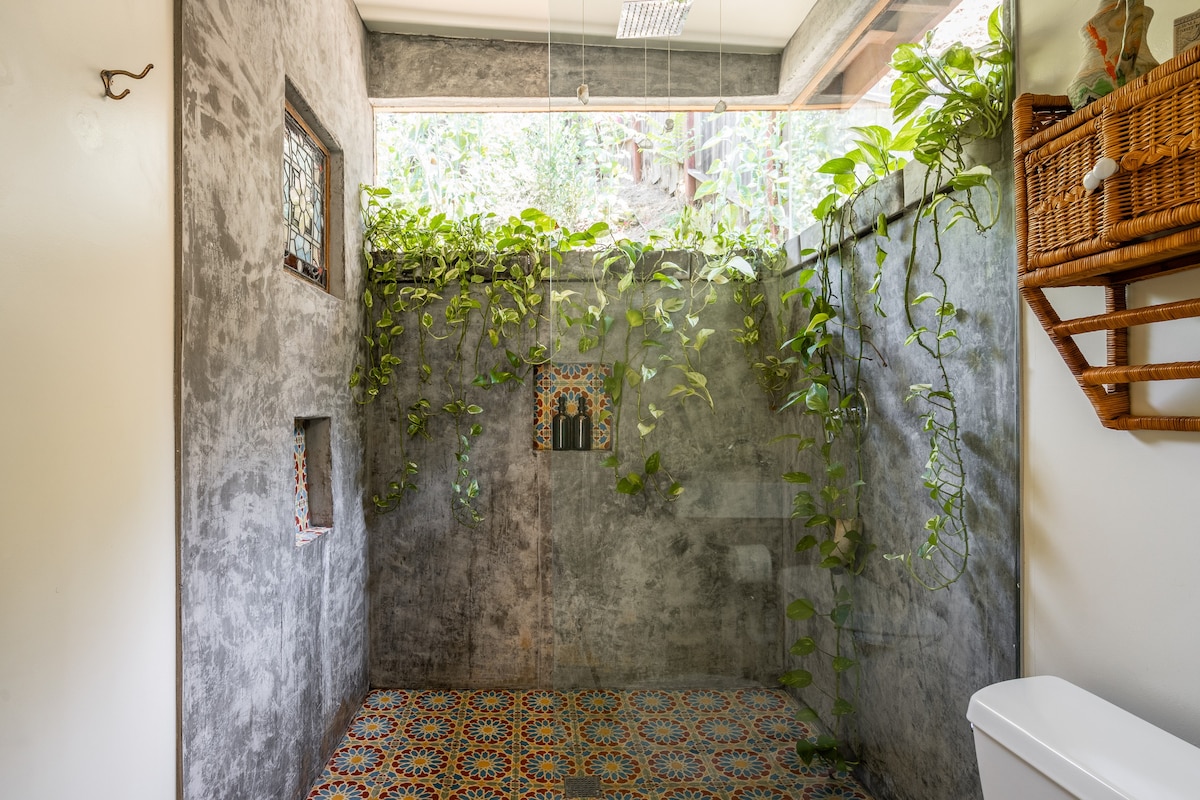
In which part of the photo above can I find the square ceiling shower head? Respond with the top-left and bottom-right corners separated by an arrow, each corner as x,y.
616,0 -> 694,38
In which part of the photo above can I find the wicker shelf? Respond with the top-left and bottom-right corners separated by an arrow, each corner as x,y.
1014,47 -> 1200,431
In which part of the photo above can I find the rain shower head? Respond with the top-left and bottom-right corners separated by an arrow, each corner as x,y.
615,0 -> 693,39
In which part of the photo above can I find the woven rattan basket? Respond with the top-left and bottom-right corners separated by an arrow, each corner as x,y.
1014,47 -> 1200,431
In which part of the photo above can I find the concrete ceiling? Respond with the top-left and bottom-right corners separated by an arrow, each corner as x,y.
353,0 -> 820,53
354,0 -> 968,109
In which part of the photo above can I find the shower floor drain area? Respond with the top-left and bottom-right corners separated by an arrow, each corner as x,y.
306,688 -> 874,800
563,776 -> 602,797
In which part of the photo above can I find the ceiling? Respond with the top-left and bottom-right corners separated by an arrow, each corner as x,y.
353,0 -> 820,53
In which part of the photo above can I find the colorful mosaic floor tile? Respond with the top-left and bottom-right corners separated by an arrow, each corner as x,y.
306,689 -> 874,800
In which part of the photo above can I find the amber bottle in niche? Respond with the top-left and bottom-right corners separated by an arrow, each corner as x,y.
574,396 -> 593,451
551,394 -> 574,451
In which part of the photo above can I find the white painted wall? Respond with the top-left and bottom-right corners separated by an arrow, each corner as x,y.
0,1 -> 176,797
1017,0 -> 1200,746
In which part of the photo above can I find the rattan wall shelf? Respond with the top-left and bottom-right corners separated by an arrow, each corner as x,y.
1014,46 -> 1200,431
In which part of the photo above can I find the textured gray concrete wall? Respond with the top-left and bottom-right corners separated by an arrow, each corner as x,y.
178,1 -> 373,799
780,156 -> 1019,800
548,281 -> 801,687
369,33 -> 783,108
367,270 -> 801,689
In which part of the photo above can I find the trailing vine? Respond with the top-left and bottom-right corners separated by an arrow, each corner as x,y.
768,5 -> 1012,768
353,187 -> 783,519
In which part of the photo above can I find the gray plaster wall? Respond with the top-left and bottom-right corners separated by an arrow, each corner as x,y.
178,1 -> 373,799
548,280 -> 804,688
367,269 -> 804,689
368,33 -> 782,108
781,155 -> 1020,800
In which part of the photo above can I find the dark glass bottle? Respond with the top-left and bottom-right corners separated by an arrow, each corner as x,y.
574,396 -> 592,451
551,394 -> 574,451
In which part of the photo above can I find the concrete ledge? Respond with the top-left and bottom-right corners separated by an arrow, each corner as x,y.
788,137 -> 1003,270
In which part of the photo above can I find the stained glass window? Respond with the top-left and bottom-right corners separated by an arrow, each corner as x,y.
283,104 -> 329,289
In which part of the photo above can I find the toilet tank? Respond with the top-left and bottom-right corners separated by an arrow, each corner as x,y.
968,676 -> 1200,800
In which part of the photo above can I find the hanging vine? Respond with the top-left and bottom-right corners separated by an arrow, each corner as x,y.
766,5 -> 1011,767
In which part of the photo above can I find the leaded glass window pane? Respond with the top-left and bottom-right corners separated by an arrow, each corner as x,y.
283,106 -> 329,289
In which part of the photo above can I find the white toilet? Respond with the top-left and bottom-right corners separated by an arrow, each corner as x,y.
968,676 -> 1200,799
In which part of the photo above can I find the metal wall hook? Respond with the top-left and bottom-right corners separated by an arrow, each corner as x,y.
101,63 -> 153,100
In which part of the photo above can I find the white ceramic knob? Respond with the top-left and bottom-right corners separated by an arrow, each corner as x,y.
1093,157 -> 1118,180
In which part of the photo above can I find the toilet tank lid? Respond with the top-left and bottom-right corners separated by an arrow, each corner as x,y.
968,676 -> 1200,800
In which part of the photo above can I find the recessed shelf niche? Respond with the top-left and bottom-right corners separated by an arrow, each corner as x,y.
293,416 -> 333,546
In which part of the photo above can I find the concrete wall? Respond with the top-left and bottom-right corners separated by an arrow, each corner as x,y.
0,1 -> 176,797
781,154 -> 1020,800
369,34 -> 781,108
178,0 -> 373,798
366,260 -> 802,689
1016,0 -> 1200,748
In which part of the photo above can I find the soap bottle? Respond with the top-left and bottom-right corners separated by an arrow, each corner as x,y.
552,394 -> 574,451
574,396 -> 592,451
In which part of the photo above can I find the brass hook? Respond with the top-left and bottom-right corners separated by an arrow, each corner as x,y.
100,63 -> 154,100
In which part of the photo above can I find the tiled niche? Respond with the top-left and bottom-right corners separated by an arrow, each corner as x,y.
533,363 -> 611,451
293,417 -> 333,546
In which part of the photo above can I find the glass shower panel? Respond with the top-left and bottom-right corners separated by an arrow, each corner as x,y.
545,259 -> 798,691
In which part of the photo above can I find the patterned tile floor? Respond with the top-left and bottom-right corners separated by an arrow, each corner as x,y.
306,688 -> 873,800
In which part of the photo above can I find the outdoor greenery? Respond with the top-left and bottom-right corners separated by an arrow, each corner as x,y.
356,2 -> 1011,774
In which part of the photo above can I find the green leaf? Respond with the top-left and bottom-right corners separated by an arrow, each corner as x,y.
814,193 -> 839,220
817,157 -> 856,175
783,471 -> 812,484
795,706 -> 821,724
786,598 -> 816,620
805,383 -> 830,413
616,473 -> 644,494
645,452 -> 661,475
988,5 -> 1003,42
626,308 -> 645,328
951,164 -> 992,190
832,656 -> 858,672
891,43 -> 923,73
779,669 -> 813,688
795,534 -> 818,551
790,636 -> 817,656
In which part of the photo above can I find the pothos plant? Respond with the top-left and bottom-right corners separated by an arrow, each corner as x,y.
352,195 -> 587,523
353,185 -> 783,522
756,6 -> 1012,769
